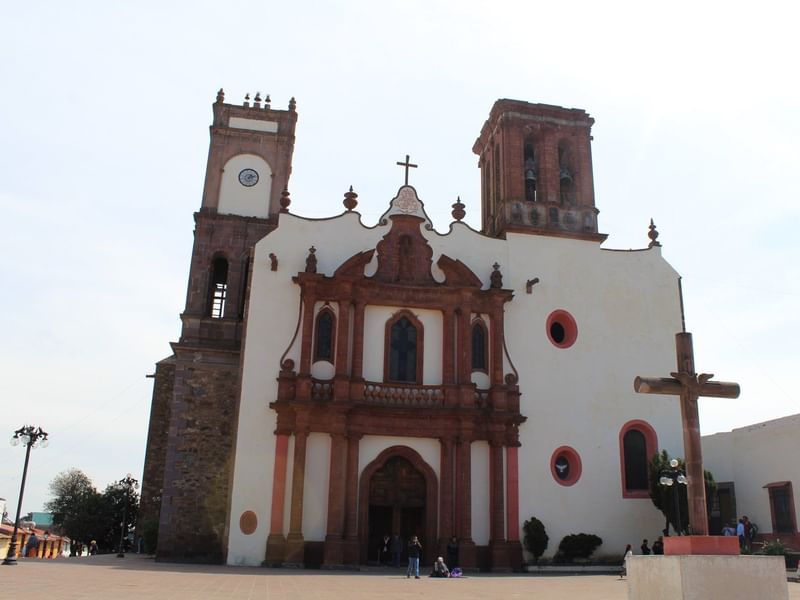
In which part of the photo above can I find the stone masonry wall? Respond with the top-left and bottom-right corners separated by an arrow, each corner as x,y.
138,357 -> 175,540
156,349 -> 241,562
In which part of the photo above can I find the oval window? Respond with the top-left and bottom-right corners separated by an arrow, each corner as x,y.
546,310 -> 578,348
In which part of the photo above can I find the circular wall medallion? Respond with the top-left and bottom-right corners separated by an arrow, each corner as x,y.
238,168 -> 259,187
546,309 -> 578,348
239,510 -> 258,535
550,446 -> 582,486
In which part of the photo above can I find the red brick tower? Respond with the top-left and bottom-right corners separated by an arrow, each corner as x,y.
473,100 -> 604,241
140,90 -> 297,562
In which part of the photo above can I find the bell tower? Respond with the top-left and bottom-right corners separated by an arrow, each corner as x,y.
141,90 -> 298,562
473,99 -> 604,241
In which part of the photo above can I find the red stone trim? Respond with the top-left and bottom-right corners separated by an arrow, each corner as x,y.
357,445 -> 438,562
240,510 -> 258,535
383,309 -> 425,384
546,309 -> 578,349
618,420 -> 658,499
550,445 -> 582,487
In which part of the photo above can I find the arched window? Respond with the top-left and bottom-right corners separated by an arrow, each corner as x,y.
558,142 -> 575,205
619,420 -> 658,498
385,312 -> 424,384
208,256 -> 228,319
471,320 -> 488,372
314,308 -> 336,363
523,140 -> 537,202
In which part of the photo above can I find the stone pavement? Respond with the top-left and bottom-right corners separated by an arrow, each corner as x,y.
2,555 -> 798,600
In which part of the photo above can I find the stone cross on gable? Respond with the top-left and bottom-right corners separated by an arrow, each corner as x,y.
634,332 -> 740,536
396,154 -> 418,186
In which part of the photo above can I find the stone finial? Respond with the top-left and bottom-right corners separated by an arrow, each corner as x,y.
305,246 -> 317,273
289,97 -> 297,111
265,94 -> 271,110
269,253 -> 278,271
243,93 -> 250,108
648,218 -> 661,248
451,196 -> 466,221
490,263 -> 503,289
254,92 -> 262,108
215,88 -> 225,104
343,186 -> 358,211
280,189 -> 291,213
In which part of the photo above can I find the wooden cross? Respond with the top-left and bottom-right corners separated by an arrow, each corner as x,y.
396,154 -> 418,186
634,332 -> 740,536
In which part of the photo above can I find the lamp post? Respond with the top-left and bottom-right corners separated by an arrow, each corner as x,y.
2,426 -> 49,566
659,458 -> 688,536
116,474 -> 139,558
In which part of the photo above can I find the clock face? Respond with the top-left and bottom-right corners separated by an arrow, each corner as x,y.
238,168 -> 259,187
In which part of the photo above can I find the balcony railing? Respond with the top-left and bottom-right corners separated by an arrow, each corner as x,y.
363,382 -> 444,407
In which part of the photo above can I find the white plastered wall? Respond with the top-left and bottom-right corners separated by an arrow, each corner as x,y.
702,414 -> 800,535
228,204 -> 689,564
218,154 -> 273,218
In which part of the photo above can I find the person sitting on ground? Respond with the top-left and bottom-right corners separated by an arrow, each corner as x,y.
430,556 -> 450,578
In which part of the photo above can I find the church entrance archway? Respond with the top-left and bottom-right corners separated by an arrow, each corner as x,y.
358,446 -> 438,565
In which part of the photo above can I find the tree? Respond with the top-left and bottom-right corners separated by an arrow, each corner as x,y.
99,479 -> 139,552
648,450 -> 717,535
44,469 -> 103,547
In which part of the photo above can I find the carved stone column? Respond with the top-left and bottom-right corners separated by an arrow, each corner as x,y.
488,439 -> 510,571
506,445 -> 522,570
265,433 -> 290,565
438,436 -> 455,557
343,433 -> 361,565
455,435 -> 476,569
284,429 -> 308,566
323,432 -> 347,567
298,294 -> 316,375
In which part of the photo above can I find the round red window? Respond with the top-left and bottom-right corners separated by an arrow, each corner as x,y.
550,446 -> 582,486
546,310 -> 578,348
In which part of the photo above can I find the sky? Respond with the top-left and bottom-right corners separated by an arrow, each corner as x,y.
1,1 -> 798,517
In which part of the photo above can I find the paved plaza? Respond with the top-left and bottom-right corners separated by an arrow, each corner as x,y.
2,555 -> 798,600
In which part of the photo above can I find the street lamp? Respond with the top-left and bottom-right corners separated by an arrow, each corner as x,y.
659,458 -> 688,536
116,474 -> 139,558
2,426 -> 49,566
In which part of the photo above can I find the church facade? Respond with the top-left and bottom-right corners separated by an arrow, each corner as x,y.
141,92 -> 687,569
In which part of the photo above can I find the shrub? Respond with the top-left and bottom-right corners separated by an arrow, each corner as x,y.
758,539 -> 788,556
522,517 -> 549,563
554,533 -> 603,562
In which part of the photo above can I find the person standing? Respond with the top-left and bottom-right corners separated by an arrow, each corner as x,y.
406,535 -> 422,579
390,532 -> 403,567
446,536 -> 459,568
651,536 -> 664,555
640,539 -> 651,555
736,518 -> 745,550
619,544 -> 633,578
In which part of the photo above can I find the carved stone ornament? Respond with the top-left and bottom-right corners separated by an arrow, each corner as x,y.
305,246 -> 317,273
648,218 -> 661,248
451,196 -> 466,221
269,253 -> 278,271
490,262 -> 503,289
395,187 -> 421,214
280,189 -> 291,213
343,186 -> 358,211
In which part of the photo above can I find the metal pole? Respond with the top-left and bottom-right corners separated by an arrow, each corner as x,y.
2,440 -> 33,565
117,493 -> 127,558
673,480 -> 682,536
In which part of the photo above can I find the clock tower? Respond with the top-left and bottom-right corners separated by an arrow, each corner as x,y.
139,90 -> 297,562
